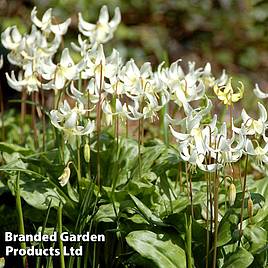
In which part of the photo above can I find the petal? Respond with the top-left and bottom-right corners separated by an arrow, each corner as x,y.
109,7 -> 121,29
60,48 -> 74,67
31,7 -> 44,28
258,102 -> 267,122
55,70 -> 66,89
98,5 -> 109,24
253,84 -> 268,99
169,126 -> 189,141
64,111 -> 78,128
50,18 -> 71,35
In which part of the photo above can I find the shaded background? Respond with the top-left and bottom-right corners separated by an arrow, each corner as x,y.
1,0 -> 268,111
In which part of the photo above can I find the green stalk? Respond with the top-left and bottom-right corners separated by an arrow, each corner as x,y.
76,137 -> 82,186
36,199 -> 52,268
138,119 -> 142,179
212,152 -> 219,268
189,171 -> 194,218
238,154 -> 249,247
41,90 -> 46,151
57,202 -> 65,268
205,172 -> 210,268
96,62 -> 103,187
15,172 -> 27,268
0,82 -> 5,141
20,88 -> 27,144
31,93 -> 38,148
161,103 -> 169,145
185,214 -> 192,268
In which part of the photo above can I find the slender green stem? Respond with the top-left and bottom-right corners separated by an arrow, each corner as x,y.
189,171 -> 194,218
41,90 -> 46,151
185,214 -> 192,268
238,154 -> 249,247
76,137 -> 82,186
0,82 -> 4,141
31,93 -> 38,148
36,199 -> 52,268
185,163 -> 190,201
20,88 -> 27,144
138,119 -> 142,179
15,172 -> 27,268
96,62 -> 103,187
212,153 -> 219,268
205,172 -> 210,268
57,202 -> 65,268
161,104 -> 169,145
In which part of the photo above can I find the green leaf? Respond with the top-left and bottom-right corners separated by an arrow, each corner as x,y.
94,203 -> 119,223
243,226 -> 267,254
130,194 -> 162,225
222,247 -> 254,268
217,210 -> 239,247
126,230 -> 186,268
0,142 -> 32,155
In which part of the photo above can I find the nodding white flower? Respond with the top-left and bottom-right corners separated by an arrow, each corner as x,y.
83,46 -> 122,92
206,122 -> 245,165
214,77 -> 244,105
50,100 -> 95,138
244,139 -> 268,166
78,5 -> 121,46
71,34 -> 91,57
41,48 -> 84,89
179,142 -> 220,172
202,63 -> 228,88
253,83 -> 268,99
170,112 -> 210,157
120,59 -> 152,95
58,162 -> 71,187
234,102 -> 267,136
5,63 -> 43,93
31,7 -> 71,35
1,26 -> 22,50
160,61 -> 205,110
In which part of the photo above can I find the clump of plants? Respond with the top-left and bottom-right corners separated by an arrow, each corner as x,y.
0,5 -> 267,268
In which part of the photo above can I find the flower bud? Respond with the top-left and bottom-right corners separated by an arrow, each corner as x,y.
228,183 -> 236,206
58,163 -> 71,187
247,196 -> 253,224
84,142 -> 90,163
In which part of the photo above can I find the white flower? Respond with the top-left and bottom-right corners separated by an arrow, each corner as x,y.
41,48 -> 84,89
31,7 -> 71,35
78,5 -> 121,46
50,100 -> 95,138
1,26 -> 22,50
244,139 -> 268,166
234,102 -> 267,136
58,162 -> 71,187
5,63 -> 42,93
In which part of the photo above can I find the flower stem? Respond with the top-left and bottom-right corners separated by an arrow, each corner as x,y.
0,82 -> 5,141
212,154 -> 219,268
15,172 -> 27,268
31,93 -> 38,148
138,118 -> 142,179
96,62 -> 103,187
20,88 -> 27,144
185,214 -> 192,268
238,154 -> 248,247
41,90 -> 46,151
76,137 -> 81,186
57,202 -> 65,268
